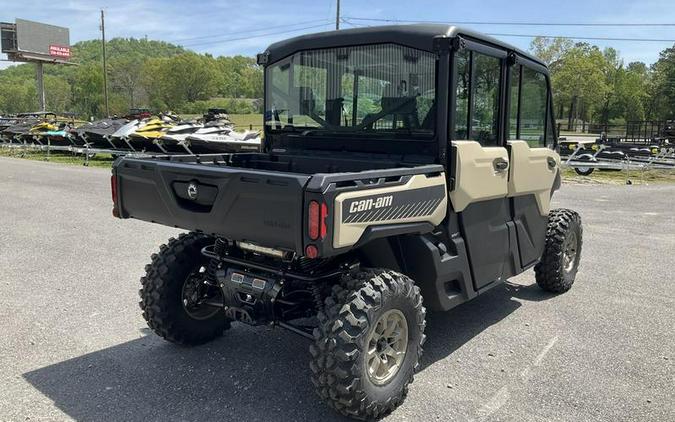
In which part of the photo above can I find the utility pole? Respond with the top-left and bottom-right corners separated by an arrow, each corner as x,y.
36,62 -> 45,111
336,0 -> 340,30
100,9 -> 110,117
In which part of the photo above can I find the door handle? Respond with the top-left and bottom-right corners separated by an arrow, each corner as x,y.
493,158 -> 509,172
547,156 -> 557,169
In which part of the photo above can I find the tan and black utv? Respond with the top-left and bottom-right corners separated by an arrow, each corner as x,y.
112,24 -> 582,420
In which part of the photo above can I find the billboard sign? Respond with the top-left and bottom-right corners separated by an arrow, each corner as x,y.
16,18 -> 70,59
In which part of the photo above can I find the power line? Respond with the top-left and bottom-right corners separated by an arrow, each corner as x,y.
341,18 -> 369,28
339,18 -> 675,43
169,19 -> 331,43
486,33 -> 675,42
181,23 -> 331,48
343,16 -> 675,27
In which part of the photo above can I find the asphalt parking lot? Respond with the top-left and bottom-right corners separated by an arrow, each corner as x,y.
0,157 -> 673,422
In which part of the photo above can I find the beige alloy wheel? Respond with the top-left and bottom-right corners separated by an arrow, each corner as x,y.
365,309 -> 409,385
563,230 -> 579,273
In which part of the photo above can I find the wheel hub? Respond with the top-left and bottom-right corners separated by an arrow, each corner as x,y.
563,231 -> 578,273
181,266 -> 221,320
366,309 -> 408,385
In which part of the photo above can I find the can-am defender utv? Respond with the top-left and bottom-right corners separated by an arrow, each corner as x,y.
111,25 -> 582,420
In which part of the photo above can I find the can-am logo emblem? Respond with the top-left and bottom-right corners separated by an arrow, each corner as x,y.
349,195 -> 393,213
187,182 -> 198,200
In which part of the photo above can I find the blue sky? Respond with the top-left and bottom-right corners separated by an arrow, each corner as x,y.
1,0 -> 674,69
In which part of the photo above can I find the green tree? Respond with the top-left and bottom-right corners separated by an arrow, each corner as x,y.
530,37 -> 574,71
613,62 -> 649,122
647,45 -> 675,119
109,56 -> 146,108
551,44 -> 610,126
0,77 -> 37,113
143,53 -> 220,109
72,64 -> 104,118
216,55 -> 263,98
44,75 -> 72,113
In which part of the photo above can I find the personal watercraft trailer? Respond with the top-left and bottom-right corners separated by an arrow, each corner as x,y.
557,119 -> 675,175
1,112 -> 263,163
158,109 -> 261,154
0,112 -> 55,143
111,25 -> 583,420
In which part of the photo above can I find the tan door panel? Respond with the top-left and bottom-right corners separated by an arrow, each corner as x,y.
449,140 -> 509,212
506,140 -> 560,215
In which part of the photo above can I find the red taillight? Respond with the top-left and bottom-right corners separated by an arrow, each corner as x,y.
111,174 -> 119,217
111,174 -> 117,204
308,201 -> 320,240
320,203 -> 328,239
305,244 -> 319,258
309,201 -> 329,240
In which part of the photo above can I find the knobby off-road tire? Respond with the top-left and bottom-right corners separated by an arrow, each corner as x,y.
535,209 -> 583,293
139,232 -> 230,345
310,269 -> 426,420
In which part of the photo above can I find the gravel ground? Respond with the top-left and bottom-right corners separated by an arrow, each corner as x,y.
0,157 -> 673,422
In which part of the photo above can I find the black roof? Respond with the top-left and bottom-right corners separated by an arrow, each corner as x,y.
264,24 -> 546,67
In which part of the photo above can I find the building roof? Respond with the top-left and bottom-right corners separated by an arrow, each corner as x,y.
263,24 -> 546,67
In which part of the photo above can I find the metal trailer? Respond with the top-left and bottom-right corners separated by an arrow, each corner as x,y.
0,134 -> 232,165
562,143 -> 675,181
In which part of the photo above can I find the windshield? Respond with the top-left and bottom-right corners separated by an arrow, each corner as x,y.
265,43 -> 436,139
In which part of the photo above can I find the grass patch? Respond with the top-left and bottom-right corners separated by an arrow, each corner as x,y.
0,148 -> 114,168
229,114 -> 263,130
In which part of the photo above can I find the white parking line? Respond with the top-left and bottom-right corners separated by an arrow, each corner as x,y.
476,336 -> 560,419
533,336 -> 559,367
476,386 -> 510,420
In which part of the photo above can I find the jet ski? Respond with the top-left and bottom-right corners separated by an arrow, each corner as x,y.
44,128 -> 75,146
108,119 -> 146,149
2,112 -> 57,144
184,128 -> 262,154
0,116 -> 21,134
75,118 -> 128,149
3,118 -> 41,144
157,121 -> 204,153
29,122 -> 75,147
127,114 -> 179,152
1,118 -> 21,142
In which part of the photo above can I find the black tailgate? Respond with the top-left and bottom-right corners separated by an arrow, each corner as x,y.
114,158 -> 310,252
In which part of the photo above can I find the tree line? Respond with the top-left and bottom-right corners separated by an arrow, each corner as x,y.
0,35 -> 673,124
0,37 -> 263,118
531,37 -> 675,127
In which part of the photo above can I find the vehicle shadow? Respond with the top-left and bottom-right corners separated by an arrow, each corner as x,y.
420,279 -> 552,370
23,281 -> 552,422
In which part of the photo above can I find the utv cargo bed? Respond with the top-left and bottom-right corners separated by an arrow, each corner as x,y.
112,153 -> 445,256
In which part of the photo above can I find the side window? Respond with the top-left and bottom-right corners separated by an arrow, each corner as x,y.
471,53 -> 501,146
546,94 -> 556,148
508,65 -> 521,139
519,67 -> 547,147
454,49 -> 470,139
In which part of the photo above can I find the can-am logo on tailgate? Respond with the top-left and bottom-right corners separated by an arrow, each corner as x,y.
187,182 -> 198,200
349,196 -> 393,213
